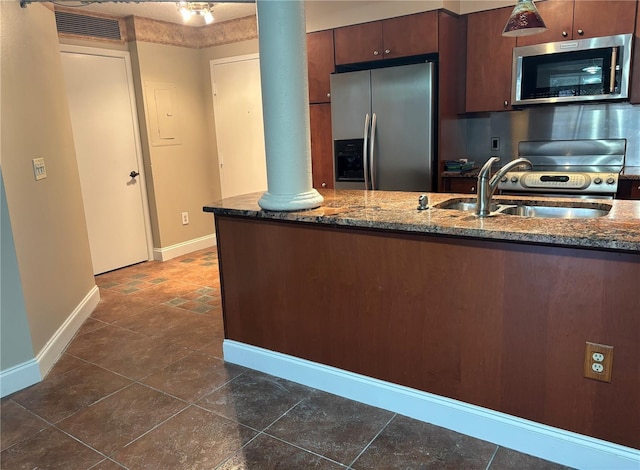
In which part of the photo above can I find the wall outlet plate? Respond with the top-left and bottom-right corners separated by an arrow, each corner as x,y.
32,158 -> 47,181
584,342 -> 613,383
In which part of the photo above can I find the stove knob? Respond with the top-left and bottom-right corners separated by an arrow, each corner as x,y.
606,177 -> 615,185
500,176 -> 508,182
510,176 -> 519,183
593,177 -> 603,185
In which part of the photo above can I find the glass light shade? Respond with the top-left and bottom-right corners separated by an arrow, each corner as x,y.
502,0 -> 547,37
204,10 -> 214,24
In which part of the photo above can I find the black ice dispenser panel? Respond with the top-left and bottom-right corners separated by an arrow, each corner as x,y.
334,139 -> 364,182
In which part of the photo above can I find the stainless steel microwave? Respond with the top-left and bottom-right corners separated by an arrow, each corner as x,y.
512,34 -> 632,106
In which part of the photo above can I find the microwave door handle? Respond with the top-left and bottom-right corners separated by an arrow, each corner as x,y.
610,46 -> 618,93
370,112 -> 377,190
363,113 -> 370,190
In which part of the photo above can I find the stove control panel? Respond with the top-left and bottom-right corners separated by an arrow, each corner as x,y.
498,171 -> 619,194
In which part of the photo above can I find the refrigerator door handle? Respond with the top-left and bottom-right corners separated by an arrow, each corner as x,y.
363,113 -> 371,190
370,112 -> 377,190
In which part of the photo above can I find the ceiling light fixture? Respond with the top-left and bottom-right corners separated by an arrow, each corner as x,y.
177,2 -> 215,25
502,0 -> 547,37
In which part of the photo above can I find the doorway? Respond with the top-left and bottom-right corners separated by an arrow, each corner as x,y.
60,45 -> 152,275
210,54 -> 267,199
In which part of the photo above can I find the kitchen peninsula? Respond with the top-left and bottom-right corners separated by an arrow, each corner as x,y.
204,190 -> 640,461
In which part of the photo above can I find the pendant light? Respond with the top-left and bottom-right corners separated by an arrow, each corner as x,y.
176,2 -> 215,25
502,0 -> 547,37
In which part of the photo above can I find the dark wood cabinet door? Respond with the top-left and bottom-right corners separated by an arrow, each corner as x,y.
382,11 -> 439,59
515,0 -> 573,47
307,30 -> 335,104
616,180 -> 640,199
309,103 -> 334,189
572,0 -> 637,38
466,7 -> 515,113
334,21 -> 383,66
443,177 -> 477,194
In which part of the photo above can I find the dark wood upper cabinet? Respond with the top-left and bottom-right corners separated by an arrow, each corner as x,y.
381,11 -> 438,59
571,0 -> 636,38
307,30 -> 335,104
515,0 -> 573,47
334,21 -> 383,65
309,103 -> 334,189
466,7 -> 515,113
517,0 -> 637,47
334,12 -> 439,66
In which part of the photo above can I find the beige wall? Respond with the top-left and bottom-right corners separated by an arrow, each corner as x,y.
130,41 -> 218,248
0,2 -> 95,354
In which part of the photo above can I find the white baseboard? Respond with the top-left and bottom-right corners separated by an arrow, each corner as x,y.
0,285 -> 100,398
223,340 -> 640,470
0,359 -> 41,397
36,285 -> 101,378
153,234 -> 216,262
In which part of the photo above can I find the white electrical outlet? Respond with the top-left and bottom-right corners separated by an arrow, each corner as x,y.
181,212 -> 189,225
592,352 -> 605,362
32,158 -> 47,181
591,363 -> 604,373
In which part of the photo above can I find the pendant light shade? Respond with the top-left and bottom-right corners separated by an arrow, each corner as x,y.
502,0 -> 547,37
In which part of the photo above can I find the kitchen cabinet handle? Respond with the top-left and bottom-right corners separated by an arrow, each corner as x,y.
609,46 -> 618,93
373,50 -> 380,56
321,182 -> 327,188
384,49 -> 391,54
562,31 -> 568,37
470,186 -> 476,192
503,100 -> 509,107
577,29 -> 584,36
326,93 -> 331,98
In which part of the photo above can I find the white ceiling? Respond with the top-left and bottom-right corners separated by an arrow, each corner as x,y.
61,2 -> 257,26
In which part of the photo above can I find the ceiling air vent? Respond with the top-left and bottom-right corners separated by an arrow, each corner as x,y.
55,11 -> 122,41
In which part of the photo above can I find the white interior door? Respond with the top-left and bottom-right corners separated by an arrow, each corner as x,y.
211,55 -> 267,199
61,46 -> 151,275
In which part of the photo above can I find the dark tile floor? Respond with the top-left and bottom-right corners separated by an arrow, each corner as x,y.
1,248 -> 572,469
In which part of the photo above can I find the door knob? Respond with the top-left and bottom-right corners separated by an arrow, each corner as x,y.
130,170 -> 140,178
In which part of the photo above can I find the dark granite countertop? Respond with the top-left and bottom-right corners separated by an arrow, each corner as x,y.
204,190 -> 640,253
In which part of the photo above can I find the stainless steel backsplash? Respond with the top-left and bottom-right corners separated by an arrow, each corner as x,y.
462,102 -> 640,167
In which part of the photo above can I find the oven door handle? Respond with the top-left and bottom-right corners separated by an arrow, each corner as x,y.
609,46 -> 618,94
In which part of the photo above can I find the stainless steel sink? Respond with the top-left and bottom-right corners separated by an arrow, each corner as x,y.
498,204 -> 610,218
435,198 -> 612,218
437,201 -> 498,212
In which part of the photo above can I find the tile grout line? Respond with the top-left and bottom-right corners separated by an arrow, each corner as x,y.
346,412 -> 397,469
485,445 -> 500,470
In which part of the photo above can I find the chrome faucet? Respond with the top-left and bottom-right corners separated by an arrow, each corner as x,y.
476,157 -> 533,217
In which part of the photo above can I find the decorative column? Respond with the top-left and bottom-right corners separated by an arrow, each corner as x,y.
256,0 -> 324,211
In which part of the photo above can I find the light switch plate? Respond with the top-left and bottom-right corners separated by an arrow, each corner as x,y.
32,158 -> 47,181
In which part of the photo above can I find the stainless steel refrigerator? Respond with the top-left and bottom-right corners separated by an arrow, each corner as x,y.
330,62 -> 435,191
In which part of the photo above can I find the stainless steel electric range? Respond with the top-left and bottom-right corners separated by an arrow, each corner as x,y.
497,139 -> 626,199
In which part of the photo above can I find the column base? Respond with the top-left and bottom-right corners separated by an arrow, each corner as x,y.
258,189 -> 324,211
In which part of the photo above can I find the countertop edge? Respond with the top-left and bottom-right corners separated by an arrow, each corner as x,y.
203,191 -> 640,254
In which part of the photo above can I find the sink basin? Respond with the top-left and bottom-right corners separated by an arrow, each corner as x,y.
435,198 -> 612,218
437,201 -> 498,212
498,204 -> 610,218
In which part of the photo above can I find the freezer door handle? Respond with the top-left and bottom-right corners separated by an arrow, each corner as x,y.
370,112 -> 377,190
363,113 -> 371,190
